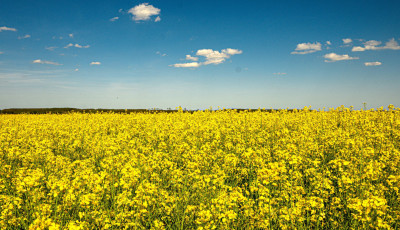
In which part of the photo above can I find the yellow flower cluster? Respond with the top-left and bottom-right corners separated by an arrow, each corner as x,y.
1,106 -> 399,229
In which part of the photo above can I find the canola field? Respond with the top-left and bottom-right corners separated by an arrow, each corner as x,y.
1,106 -> 400,229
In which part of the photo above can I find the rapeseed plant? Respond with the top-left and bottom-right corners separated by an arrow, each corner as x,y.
0,106 -> 399,229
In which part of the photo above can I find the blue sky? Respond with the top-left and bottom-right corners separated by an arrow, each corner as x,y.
1,0 -> 400,109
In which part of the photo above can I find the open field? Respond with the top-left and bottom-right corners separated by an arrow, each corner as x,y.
1,106 -> 400,229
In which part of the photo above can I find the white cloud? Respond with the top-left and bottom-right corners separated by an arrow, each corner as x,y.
196,48 -> 242,65
110,17 -> 119,22
45,46 -> 57,51
326,41 -> 332,45
364,61 -> 382,66
18,34 -> 31,39
196,49 -> 228,65
324,53 -> 359,62
32,59 -> 62,66
222,48 -> 243,55
352,46 -> 366,52
64,43 -> 90,49
384,38 -> 400,50
365,40 -> 382,46
0,26 -> 17,32
0,52 -> 3,54
170,62 -> 201,68
352,38 -> 400,52
69,33 -> 74,38
74,68 -> 79,71
90,62 -> 101,65
171,48 -> 242,68
128,3 -> 161,21
352,40 -> 381,51
291,42 -> 322,54
273,72 -> 287,75
343,38 -> 352,44
155,16 -> 161,22
186,55 -> 198,61
198,49 -> 228,65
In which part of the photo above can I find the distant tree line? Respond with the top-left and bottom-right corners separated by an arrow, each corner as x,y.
0,108 -> 289,114
0,108 -> 175,114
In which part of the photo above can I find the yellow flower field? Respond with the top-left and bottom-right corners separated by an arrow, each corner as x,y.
1,106 -> 400,229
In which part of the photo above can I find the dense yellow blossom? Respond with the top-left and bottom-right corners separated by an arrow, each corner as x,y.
1,106 -> 400,229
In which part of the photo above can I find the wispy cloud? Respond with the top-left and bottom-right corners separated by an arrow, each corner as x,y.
0,69 -> 68,84
0,72 -> 30,79
32,59 -> 62,66
170,62 -> 201,68
324,53 -> 359,62
364,61 -> 382,66
52,36 -> 65,40
0,72 -> 43,83
0,26 -> 17,32
291,42 -> 322,54
90,62 -> 101,65
326,41 -> 332,45
45,46 -> 58,51
156,51 -> 167,56
155,16 -> 161,22
110,16 -> 119,22
352,38 -> 400,51
18,34 -> 31,39
69,33 -> 74,38
273,72 -> 287,75
64,43 -> 90,49
128,3 -> 161,22
171,48 -> 242,68
0,52 -> 3,55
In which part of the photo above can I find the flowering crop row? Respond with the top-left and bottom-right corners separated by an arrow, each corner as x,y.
1,106 -> 399,229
